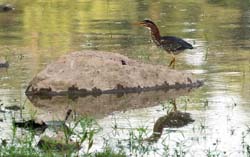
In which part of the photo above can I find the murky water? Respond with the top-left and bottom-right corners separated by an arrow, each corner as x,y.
1,0 -> 250,156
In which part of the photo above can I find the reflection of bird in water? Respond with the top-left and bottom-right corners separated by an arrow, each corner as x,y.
146,111 -> 194,142
171,99 -> 177,112
135,20 -> 193,68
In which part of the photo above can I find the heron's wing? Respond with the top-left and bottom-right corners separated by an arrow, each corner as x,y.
160,36 -> 193,51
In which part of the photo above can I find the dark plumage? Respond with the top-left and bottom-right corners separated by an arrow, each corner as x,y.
136,19 -> 193,68
160,36 -> 193,53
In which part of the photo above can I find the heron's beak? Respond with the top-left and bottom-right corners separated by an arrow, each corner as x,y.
133,22 -> 145,26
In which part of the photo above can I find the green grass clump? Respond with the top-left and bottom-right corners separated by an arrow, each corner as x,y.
0,145 -> 40,157
95,147 -> 126,157
37,135 -> 79,153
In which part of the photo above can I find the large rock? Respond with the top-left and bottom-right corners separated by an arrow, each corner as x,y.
25,51 -> 202,96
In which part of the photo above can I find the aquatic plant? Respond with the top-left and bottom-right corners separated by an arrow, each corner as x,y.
94,146 -> 126,157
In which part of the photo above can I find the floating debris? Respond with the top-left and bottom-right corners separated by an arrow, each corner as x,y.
0,59 -> 9,68
5,105 -> 23,111
0,4 -> 15,12
14,120 -> 47,134
14,109 -> 72,133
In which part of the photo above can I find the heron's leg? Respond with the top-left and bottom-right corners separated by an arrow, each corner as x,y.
168,52 -> 176,68
172,56 -> 176,69
170,99 -> 177,112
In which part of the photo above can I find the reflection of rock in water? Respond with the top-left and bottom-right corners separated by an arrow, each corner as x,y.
27,89 -> 194,122
146,111 -> 194,142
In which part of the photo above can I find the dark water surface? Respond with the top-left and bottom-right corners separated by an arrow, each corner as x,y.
0,0 -> 250,156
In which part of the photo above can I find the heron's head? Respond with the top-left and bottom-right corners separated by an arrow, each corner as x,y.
135,20 -> 157,29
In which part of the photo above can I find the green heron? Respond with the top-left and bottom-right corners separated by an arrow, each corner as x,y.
136,20 -> 193,68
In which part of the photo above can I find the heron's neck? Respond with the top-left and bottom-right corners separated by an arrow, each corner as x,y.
149,26 -> 161,46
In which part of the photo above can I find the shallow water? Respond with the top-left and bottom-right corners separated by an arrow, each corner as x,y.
0,0 -> 250,156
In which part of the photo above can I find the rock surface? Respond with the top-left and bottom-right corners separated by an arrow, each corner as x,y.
26,51 -> 202,96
